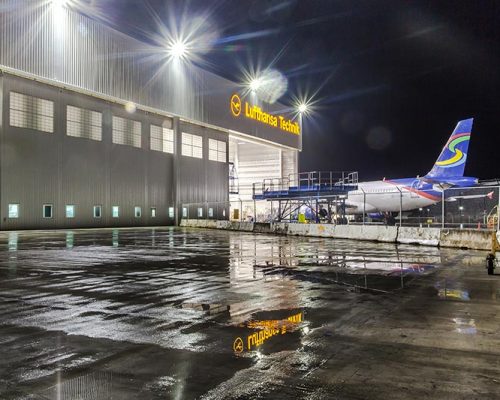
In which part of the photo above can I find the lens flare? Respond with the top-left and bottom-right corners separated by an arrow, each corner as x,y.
168,40 -> 188,59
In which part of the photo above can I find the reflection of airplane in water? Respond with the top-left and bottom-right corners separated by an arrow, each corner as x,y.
256,256 -> 440,293
345,118 -> 489,214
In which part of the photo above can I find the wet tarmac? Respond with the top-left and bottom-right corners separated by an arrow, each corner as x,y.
0,227 -> 499,399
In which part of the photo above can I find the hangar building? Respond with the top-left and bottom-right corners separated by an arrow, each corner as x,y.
0,2 -> 300,229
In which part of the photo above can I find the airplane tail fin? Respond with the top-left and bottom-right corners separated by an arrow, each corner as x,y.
426,118 -> 473,179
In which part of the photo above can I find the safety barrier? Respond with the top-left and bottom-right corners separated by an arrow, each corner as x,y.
334,225 -> 398,242
439,229 -> 492,250
398,227 -> 441,246
180,219 -> 496,250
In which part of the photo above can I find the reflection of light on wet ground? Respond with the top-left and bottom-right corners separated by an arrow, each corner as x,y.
232,310 -> 305,354
66,231 -> 74,249
436,281 -> 470,301
453,318 -> 477,334
42,371 -> 113,400
8,232 -> 17,252
0,228 -> 473,399
438,289 -> 470,301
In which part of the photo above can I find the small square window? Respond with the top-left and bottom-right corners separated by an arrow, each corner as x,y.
151,207 -> 156,218
208,208 -> 214,218
43,204 -> 53,219
66,205 -> 75,218
112,206 -> 119,218
8,204 -> 19,219
94,205 -> 102,218
135,206 -> 142,218
168,207 -> 175,219
182,207 -> 188,218
197,207 -> 203,217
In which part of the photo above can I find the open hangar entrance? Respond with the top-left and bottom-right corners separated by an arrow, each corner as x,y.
228,131 -> 298,222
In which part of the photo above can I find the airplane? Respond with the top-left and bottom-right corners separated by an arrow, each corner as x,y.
345,118 -> 483,214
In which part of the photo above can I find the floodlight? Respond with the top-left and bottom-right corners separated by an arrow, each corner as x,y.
53,0 -> 69,7
168,40 -> 188,59
249,78 -> 261,92
298,103 -> 308,113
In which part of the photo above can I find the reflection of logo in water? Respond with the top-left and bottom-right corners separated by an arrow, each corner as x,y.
232,312 -> 304,352
435,133 -> 470,168
233,337 -> 244,353
230,94 -> 242,117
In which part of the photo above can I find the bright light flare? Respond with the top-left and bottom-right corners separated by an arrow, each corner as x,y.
124,102 -> 137,114
241,68 -> 288,103
168,40 -> 188,60
290,91 -> 318,119
52,0 -> 70,8
249,78 -> 261,92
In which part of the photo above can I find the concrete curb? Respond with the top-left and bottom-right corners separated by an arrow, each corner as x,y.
180,219 -> 495,251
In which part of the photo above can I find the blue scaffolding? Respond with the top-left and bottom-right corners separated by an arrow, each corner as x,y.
252,171 -> 358,222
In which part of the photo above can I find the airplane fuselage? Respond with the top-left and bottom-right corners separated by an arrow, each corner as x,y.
346,176 -> 478,214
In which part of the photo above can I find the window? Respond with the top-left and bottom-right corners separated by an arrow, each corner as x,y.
93,205 -> 102,218
135,206 -> 142,218
8,204 -> 19,219
67,105 -> 102,141
181,132 -> 203,159
182,207 -> 188,218
10,92 -> 54,133
208,208 -> 214,218
209,139 -> 227,163
66,205 -> 75,218
112,206 -> 119,218
197,207 -> 203,217
150,125 -> 174,153
112,116 -> 141,148
168,207 -> 175,219
151,207 -> 156,218
43,204 -> 53,219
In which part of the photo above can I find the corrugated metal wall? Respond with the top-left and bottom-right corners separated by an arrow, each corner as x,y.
0,1 -> 203,120
0,0 -> 301,150
0,73 -> 228,229
178,121 -> 229,219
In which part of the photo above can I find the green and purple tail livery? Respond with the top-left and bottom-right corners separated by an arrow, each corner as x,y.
427,118 -> 473,178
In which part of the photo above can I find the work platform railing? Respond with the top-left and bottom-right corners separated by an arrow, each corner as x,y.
182,184 -> 500,231
252,171 -> 359,200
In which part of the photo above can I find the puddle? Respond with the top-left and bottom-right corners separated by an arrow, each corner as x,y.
232,309 -> 306,354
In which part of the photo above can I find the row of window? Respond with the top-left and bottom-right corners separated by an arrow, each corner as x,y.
7,204 -> 176,219
181,207 -> 224,218
9,92 -> 227,162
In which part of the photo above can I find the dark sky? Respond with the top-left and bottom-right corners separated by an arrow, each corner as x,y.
92,0 -> 499,180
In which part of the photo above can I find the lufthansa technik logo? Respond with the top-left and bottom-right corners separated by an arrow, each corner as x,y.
230,94 -> 242,117
229,93 -> 300,135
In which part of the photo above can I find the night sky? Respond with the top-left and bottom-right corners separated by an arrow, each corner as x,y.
91,0 -> 499,180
